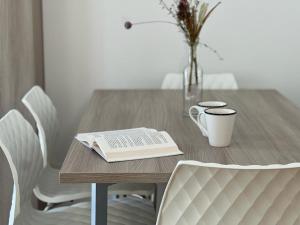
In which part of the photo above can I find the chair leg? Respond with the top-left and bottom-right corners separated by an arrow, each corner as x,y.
43,203 -> 54,211
37,199 -> 47,210
154,183 -> 167,213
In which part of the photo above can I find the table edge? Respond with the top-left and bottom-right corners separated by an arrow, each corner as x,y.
59,172 -> 171,184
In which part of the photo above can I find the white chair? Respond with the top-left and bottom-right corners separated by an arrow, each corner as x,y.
22,86 -> 155,202
0,110 -> 155,225
161,73 -> 239,90
156,161 -> 300,225
22,86 -> 90,206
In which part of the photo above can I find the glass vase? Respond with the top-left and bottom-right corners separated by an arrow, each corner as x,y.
183,44 -> 203,116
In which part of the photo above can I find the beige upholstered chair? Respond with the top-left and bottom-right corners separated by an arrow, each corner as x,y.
161,73 -> 239,90
0,110 -> 155,225
156,160 -> 300,225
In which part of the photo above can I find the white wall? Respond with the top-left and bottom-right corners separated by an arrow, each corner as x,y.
43,0 -> 300,166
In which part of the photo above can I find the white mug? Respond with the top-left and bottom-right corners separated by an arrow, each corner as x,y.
199,108 -> 237,147
189,101 -> 227,137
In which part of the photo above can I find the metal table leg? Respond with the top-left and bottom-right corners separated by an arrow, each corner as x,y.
91,183 -> 109,225
155,183 -> 167,215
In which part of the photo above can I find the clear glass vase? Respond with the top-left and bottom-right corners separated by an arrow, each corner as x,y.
183,44 -> 203,116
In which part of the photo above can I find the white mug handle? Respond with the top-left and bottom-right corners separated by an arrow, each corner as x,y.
198,111 -> 208,137
189,106 -> 201,126
189,106 -> 209,137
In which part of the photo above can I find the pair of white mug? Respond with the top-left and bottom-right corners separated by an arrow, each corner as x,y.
189,101 -> 237,147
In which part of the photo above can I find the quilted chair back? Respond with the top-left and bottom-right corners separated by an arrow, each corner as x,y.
0,110 -> 43,223
156,161 -> 300,225
161,73 -> 239,90
22,85 -> 58,167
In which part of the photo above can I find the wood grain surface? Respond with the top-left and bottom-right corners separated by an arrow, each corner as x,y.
60,90 -> 300,184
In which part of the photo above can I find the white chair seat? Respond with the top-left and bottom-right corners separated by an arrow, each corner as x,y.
15,204 -> 90,225
15,197 -> 155,225
34,165 -> 154,203
161,73 -> 239,90
108,197 -> 155,224
34,165 -> 90,203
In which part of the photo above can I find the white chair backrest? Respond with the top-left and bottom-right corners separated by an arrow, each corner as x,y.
156,161 -> 300,225
0,110 -> 43,224
22,86 -> 58,167
204,73 -> 238,90
161,73 -> 183,89
161,73 -> 239,90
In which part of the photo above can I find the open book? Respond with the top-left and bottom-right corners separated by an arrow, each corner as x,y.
76,128 -> 183,162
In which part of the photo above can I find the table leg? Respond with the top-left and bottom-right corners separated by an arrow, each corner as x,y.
155,183 -> 167,215
91,183 -> 109,225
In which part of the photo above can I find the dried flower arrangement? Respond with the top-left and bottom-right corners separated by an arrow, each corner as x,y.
125,0 -> 222,114
125,0 -> 221,86
161,0 -> 221,47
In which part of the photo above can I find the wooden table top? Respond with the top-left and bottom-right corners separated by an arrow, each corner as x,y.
60,90 -> 300,183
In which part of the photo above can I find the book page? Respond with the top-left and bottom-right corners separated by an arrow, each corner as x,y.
76,128 -> 149,146
76,133 -> 94,148
93,128 -> 177,153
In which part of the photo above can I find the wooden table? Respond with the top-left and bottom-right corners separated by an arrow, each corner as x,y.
60,90 -> 300,225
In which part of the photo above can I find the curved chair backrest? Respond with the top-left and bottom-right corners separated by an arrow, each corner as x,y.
156,161 -> 300,225
161,73 -> 239,90
161,73 -> 183,89
22,86 -> 58,167
204,73 -> 239,90
0,110 -> 43,225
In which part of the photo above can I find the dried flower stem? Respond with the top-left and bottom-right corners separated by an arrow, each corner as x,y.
196,2 -> 221,37
194,57 -> 198,84
131,20 -> 178,26
159,0 -> 177,19
200,42 -> 223,60
188,44 -> 199,92
188,45 -> 194,92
